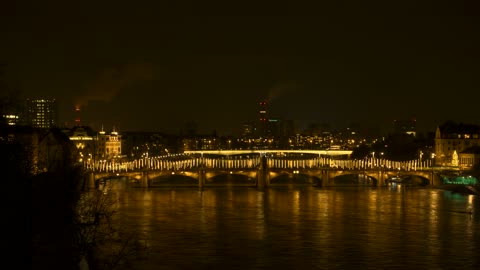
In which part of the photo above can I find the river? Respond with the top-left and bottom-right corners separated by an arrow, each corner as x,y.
105,179 -> 480,269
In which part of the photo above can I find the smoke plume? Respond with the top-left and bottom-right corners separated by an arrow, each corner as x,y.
75,62 -> 157,108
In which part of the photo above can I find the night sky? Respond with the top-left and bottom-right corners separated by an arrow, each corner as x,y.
1,1 -> 479,136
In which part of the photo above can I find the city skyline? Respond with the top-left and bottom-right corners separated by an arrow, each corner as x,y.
1,1 -> 479,135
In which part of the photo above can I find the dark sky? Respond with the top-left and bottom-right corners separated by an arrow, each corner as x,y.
1,0 -> 479,136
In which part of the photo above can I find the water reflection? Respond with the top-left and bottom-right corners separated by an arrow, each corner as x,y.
103,178 -> 480,269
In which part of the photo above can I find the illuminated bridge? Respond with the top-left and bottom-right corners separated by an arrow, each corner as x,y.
84,150 -> 446,188
183,149 -> 354,156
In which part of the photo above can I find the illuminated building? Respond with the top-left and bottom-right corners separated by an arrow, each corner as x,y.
2,114 -> 19,126
181,133 -> 220,151
68,125 -> 123,160
434,121 -> 480,166
0,95 -> 23,126
95,126 -> 122,159
68,126 -> 95,162
458,146 -> 480,170
25,98 -> 58,129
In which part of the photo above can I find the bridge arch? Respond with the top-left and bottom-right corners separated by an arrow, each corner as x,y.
149,173 -> 199,186
385,174 -> 430,186
204,170 -> 257,186
269,172 -> 321,185
330,173 -> 378,186
94,175 -> 141,190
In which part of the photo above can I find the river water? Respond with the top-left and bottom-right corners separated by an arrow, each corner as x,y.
106,180 -> 480,270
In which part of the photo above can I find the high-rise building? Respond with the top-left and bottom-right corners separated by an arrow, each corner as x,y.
257,100 -> 268,137
25,98 -> 58,129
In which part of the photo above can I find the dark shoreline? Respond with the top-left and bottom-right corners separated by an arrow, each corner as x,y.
431,184 -> 480,195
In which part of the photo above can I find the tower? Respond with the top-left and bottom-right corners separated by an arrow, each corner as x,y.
257,100 -> 268,137
74,105 -> 82,126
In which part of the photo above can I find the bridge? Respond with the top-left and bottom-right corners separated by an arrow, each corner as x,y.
84,151 -> 445,189
184,149 -> 354,156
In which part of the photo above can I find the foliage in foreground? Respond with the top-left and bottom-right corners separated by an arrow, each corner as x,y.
0,135 -> 145,270
30,168 -> 147,270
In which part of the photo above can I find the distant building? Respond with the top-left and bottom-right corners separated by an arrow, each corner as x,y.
241,122 -> 255,138
182,134 -> 219,151
339,127 -> 360,149
257,100 -> 268,137
25,98 -> 58,129
1,125 -> 73,174
458,146 -> 480,170
0,95 -> 24,126
267,118 -> 281,137
393,119 -> 416,137
434,121 -> 480,166
37,128 -> 73,172
68,126 -> 95,162
95,127 -> 122,159
122,131 -> 179,158
1,113 -> 19,126
67,125 -> 123,161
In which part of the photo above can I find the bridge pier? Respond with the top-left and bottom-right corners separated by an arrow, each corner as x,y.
87,172 -> 95,190
315,170 -> 329,187
431,171 -> 442,186
257,155 -> 270,189
257,170 -> 270,189
199,170 -> 206,188
327,170 -> 335,187
141,171 -> 149,188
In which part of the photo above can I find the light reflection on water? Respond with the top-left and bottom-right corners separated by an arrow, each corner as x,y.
106,180 -> 480,270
